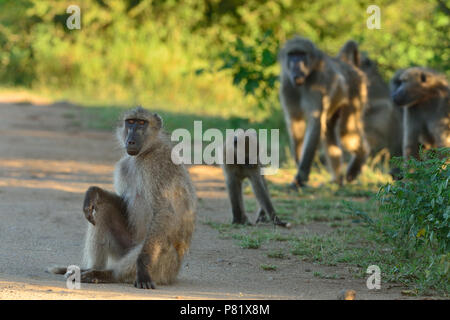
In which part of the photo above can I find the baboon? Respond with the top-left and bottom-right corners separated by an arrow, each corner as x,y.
279,36 -> 368,188
222,130 -> 291,228
390,67 -> 450,158
49,107 -> 197,289
338,40 -> 403,177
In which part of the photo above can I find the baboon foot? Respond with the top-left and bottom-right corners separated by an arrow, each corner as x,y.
345,165 -> 362,183
134,274 -> 155,290
273,216 -> 292,229
288,179 -> 308,191
80,269 -> 114,283
256,210 -> 291,228
135,253 -> 156,289
232,216 -> 251,225
255,213 -> 269,224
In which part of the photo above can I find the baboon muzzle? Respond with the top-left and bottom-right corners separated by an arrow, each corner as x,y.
126,135 -> 140,156
391,91 -> 406,106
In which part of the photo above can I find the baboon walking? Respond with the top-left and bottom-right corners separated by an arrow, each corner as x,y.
222,130 -> 291,228
338,40 -> 403,177
49,107 -> 197,289
390,67 -> 450,158
279,36 -> 368,188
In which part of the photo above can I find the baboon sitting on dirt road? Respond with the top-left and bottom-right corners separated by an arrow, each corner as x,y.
49,107 -> 197,289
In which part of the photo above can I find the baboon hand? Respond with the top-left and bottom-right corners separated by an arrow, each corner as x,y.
83,187 -> 99,225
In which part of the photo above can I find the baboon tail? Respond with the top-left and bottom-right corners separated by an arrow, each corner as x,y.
46,265 -> 67,274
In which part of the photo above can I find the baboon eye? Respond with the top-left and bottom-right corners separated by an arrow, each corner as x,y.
138,120 -> 146,125
126,119 -> 135,125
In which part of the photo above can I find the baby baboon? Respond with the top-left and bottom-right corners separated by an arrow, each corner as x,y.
222,130 -> 291,228
391,67 -> 450,158
279,36 -> 368,188
49,107 -> 197,289
338,41 -> 403,177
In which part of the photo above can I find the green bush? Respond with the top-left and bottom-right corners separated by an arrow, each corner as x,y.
377,148 -> 450,253
0,1 -> 448,120
375,148 -> 449,293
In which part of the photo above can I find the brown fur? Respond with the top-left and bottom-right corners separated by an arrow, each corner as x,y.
338,41 -> 403,177
391,67 -> 450,158
222,130 -> 290,228
279,36 -> 369,187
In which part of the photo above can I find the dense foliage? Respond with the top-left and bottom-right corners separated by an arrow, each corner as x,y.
0,0 -> 449,117
378,149 -> 450,253
376,148 -> 450,292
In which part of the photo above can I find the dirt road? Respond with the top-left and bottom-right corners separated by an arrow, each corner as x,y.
0,99 -> 412,299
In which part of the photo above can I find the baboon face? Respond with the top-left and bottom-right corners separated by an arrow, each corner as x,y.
391,68 -> 429,106
124,117 -> 149,155
281,37 -> 320,87
119,107 -> 162,156
287,51 -> 309,86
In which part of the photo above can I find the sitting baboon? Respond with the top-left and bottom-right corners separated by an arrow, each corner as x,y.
222,130 -> 291,228
390,67 -> 450,158
49,107 -> 197,289
279,36 -> 369,188
338,40 -> 403,177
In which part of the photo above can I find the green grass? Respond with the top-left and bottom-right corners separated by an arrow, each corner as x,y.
267,250 -> 288,259
313,271 -> 343,279
203,166 -> 449,296
260,264 -> 278,271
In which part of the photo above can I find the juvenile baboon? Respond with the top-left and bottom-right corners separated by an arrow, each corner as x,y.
279,36 -> 368,188
391,67 -> 450,158
49,107 -> 197,289
338,41 -> 403,177
222,130 -> 291,228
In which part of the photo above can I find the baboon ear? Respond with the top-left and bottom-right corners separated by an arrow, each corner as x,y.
420,73 -> 427,83
150,113 -> 163,130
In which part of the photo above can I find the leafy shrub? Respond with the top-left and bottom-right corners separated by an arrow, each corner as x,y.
217,30 -> 279,113
376,148 -> 449,293
377,148 -> 450,253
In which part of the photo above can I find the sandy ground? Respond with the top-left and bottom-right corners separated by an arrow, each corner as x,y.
0,98 -> 418,300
